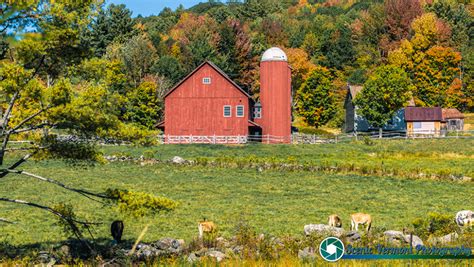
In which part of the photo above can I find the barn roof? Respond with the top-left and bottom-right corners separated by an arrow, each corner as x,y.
405,107 -> 442,121
164,61 -> 252,99
442,108 -> 464,120
348,85 -> 363,99
347,84 -> 415,106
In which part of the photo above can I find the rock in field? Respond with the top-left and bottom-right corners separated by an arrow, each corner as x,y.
429,232 -> 459,245
172,156 -> 186,164
154,237 -> 182,253
384,230 -> 423,247
298,247 -> 317,261
343,231 -> 361,243
304,224 -> 345,237
206,250 -> 226,262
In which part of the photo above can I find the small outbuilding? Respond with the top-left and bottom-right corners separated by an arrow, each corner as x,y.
442,108 -> 464,131
405,107 -> 443,135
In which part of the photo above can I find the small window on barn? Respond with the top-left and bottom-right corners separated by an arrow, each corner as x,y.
236,105 -> 244,117
253,103 -> 262,119
203,77 -> 211,84
413,122 -> 422,129
223,105 -> 231,117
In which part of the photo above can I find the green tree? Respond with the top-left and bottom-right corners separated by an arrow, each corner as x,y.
124,81 -> 162,129
0,1 -> 175,248
87,3 -> 137,57
354,65 -> 413,137
107,34 -> 158,87
296,67 -> 336,128
13,0 -> 101,79
151,55 -> 185,84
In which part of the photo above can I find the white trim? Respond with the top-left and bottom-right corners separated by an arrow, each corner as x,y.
202,77 -> 211,84
223,105 -> 232,117
236,105 -> 244,117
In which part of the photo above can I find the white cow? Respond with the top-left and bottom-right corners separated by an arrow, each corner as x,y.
455,210 -> 474,227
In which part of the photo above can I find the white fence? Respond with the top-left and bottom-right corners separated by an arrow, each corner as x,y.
160,135 -> 248,144
157,130 -> 474,144
10,130 -> 472,146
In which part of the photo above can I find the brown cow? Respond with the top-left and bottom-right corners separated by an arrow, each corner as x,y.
328,214 -> 342,228
351,213 -> 372,232
198,219 -> 216,239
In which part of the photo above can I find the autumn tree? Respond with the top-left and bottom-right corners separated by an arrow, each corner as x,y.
389,13 -> 465,109
382,0 -> 422,53
107,34 -> 158,87
170,13 -> 222,70
218,19 -> 257,92
284,48 -> 316,96
296,67 -> 336,128
354,65 -> 413,138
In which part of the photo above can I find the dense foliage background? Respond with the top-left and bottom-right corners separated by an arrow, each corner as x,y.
1,0 -> 473,133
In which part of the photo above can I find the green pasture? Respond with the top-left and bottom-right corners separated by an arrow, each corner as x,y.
0,139 -> 472,247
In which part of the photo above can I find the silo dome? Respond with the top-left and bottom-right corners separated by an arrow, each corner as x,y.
261,47 -> 288,62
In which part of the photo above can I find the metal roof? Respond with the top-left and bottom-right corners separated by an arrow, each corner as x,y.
261,47 -> 288,62
442,108 -> 464,120
405,107 -> 442,121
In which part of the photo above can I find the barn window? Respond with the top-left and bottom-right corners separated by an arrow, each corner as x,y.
223,105 -> 231,117
203,77 -> 211,84
253,103 -> 262,119
236,105 -> 244,117
413,122 -> 422,129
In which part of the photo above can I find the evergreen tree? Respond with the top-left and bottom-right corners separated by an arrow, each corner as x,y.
88,4 -> 137,57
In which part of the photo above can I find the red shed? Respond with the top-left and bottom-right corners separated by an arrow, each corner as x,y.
159,61 -> 254,144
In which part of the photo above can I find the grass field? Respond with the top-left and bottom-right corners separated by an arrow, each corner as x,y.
0,139 -> 472,248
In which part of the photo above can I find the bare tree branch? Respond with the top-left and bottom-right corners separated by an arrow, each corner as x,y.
1,91 -> 19,131
5,146 -> 40,152
9,107 -> 51,133
0,217 -> 14,224
0,151 -> 38,178
0,91 -> 20,165
11,123 -> 55,134
0,197 -> 97,251
6,169 -> 110,203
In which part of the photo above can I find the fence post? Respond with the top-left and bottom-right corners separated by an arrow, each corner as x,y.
335,135 -> 338,144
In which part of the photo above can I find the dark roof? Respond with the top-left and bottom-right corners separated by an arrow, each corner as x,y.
164,61 -> 252,99
442,108 -> 464,120
347,84 -> 415,106
405,107 -> 442,121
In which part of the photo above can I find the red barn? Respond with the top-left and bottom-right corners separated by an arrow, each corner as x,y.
158,47 -> 292,144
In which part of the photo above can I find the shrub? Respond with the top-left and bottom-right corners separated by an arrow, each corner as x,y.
105,189 -> 178,217
412,212 -> 458,239
363,136 -> 375,146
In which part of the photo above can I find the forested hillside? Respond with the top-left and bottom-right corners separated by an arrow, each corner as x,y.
1,0 -> 473,136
